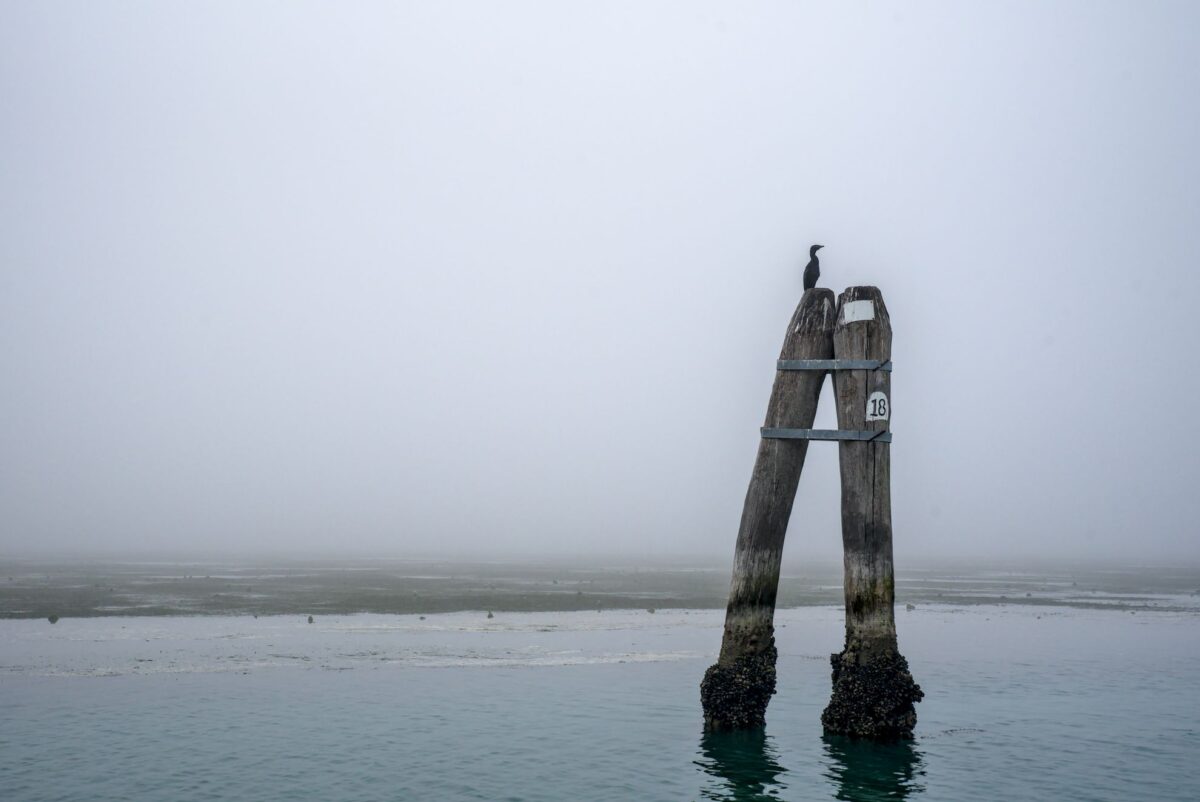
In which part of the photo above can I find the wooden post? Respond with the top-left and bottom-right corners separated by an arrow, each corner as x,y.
701,288 -> 836,730
821,286 -> 923,739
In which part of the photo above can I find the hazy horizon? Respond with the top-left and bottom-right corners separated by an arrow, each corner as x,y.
5,546 -> 1199,574
3,2 -> 1198,564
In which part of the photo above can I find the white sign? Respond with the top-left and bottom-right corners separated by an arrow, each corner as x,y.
842,300 -> 875,323
866,391 -> 889,421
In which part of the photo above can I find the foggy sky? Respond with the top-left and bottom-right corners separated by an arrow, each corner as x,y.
2,2 -> 1198,563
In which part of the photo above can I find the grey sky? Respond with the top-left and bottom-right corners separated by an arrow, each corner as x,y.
2,2 -> 1198,562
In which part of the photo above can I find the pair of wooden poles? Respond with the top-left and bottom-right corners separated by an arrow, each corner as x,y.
699,285 -> 922,739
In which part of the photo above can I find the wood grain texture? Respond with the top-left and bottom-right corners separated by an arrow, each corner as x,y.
719,288 -> 836,662
701,288 -> 835,730
831,285 -> 897,655
822,285 -> 922,739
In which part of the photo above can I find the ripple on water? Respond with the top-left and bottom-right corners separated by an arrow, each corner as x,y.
2,607 -> 1199,801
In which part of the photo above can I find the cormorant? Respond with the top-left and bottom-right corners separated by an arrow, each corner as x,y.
803,244 -> 823,291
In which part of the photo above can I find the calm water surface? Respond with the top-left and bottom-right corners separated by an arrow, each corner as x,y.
2,605 -> 1198,800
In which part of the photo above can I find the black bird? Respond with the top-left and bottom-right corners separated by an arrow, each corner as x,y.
803,244 -> 823,290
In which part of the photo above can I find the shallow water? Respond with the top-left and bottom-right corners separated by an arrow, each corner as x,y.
2,605 -> 1198,800
5,559 -> 1197,618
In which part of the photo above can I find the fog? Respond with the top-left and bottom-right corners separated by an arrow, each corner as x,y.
2,2 -> 1197,563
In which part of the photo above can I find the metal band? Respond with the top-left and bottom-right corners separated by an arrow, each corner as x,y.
761,428 -> 892,443
776,359 -> 892,372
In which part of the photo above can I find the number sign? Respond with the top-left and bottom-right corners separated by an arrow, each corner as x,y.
866,391 -> 889,422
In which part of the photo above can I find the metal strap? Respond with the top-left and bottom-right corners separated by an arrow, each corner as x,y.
776,359 -> 892,372
761,428 -> 892,443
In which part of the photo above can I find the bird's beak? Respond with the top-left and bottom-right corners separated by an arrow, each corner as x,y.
815,245 -> 823,251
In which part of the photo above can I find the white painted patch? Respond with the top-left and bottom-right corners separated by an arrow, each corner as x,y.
866,391 -> 890,421
842,300 -> 875,323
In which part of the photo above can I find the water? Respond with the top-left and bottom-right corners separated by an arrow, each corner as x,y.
2,604 -> 1198,800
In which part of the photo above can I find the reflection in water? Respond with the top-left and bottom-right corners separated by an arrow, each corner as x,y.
696,729 -> 788,800
822,735 -> 926,800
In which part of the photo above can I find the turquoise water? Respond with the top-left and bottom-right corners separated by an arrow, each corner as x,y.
2,606 -> 1198,800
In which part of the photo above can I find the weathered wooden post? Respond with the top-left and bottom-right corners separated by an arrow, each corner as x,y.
821,286 -> 923,739
701,288 -> 836,730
